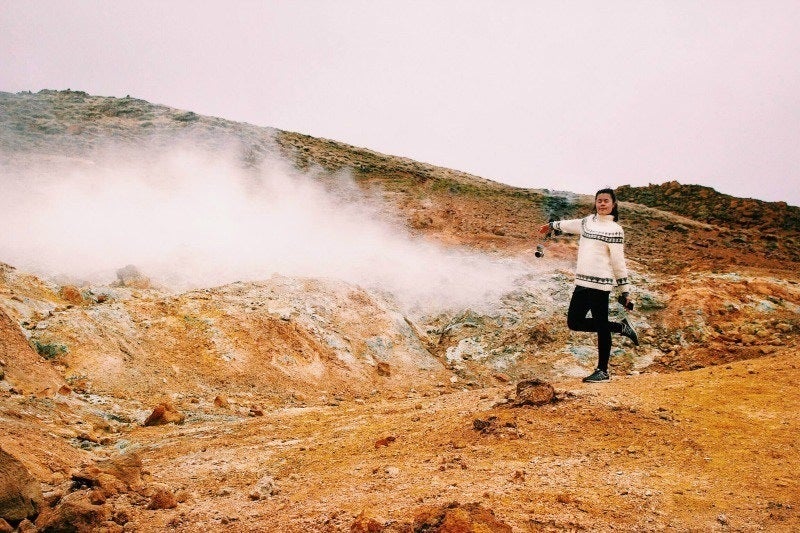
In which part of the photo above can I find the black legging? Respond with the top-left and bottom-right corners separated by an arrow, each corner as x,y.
567,286 -> 623,372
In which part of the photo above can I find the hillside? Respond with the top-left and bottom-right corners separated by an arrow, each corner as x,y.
617,182 -> 800,233
0,90 -> 798,531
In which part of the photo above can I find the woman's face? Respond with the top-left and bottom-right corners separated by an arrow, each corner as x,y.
595,193 -> 615,216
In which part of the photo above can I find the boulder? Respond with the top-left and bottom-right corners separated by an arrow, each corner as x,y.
0,447 -> 43,522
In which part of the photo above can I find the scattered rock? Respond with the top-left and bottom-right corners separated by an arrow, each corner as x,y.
511,379 -> 556,406
143,401 -> 185,426
16,519 -> 35,532
147,487 -> 178,510
0,447 -> 43,522
472,418 -> 493,432
374,436 -> 396,449
251,475 -> 279,499
376,362 -> 391,377
34,490 -> 111,532
60,285 -> 84,305
0,518 -> 12,533
95,453 -> 144,491
351,510 -> 383,532
213,395 -> 230,408
411,501 -> 512,532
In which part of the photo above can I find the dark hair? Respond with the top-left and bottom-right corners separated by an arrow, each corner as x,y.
595,188 -> 619,221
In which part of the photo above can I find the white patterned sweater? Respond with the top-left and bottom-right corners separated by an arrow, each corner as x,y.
550,214 -> 631,293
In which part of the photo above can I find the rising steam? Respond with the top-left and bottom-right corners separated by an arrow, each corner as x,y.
0,139 -> 539,312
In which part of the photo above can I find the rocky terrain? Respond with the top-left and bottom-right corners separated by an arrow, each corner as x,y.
0,90 -> 798,531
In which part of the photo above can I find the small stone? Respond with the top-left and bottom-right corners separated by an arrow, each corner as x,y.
512,379 -> 555,406
385,466 -> 400,477
351,511 -> 383,533
143,402 -> 185,426
16,519 -> 36,533
374,436 -> 396,448
214,396 -> 231,409
376,362 -> 391,377
60,285 -> 84,305
717,514 -> 729,525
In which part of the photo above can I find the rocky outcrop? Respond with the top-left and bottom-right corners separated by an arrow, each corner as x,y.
0,448 -> 43,523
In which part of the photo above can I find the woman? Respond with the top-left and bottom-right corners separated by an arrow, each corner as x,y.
539,188 -> 638,383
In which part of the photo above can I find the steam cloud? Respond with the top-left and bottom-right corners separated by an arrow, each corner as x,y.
0,139 -> 540,312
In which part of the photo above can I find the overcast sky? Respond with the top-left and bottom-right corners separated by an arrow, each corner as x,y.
2,1 -> 799,206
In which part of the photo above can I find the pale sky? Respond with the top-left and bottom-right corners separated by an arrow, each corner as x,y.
2,1 -> 799,206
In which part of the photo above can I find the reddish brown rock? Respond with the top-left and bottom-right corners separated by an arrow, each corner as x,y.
16,519 -> 35,533
376,362 -> 391,377
411,502 -> 512,532
374,436 -> 396,448
351,510 -> 383,532
143,401 -> 185,426
213,395 -> 230,408
0,447 -> 43,522
147,487 -> 178,510
0,518 -> 13,533
34,490 -> 111,532
105,454 -> 143,490
60,285 -> 84,305
512,379 -> 555,406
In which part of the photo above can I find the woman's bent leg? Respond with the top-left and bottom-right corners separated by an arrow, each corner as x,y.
567,287 -> 595,331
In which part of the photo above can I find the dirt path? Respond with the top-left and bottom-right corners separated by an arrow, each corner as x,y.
105,350 -> 799,531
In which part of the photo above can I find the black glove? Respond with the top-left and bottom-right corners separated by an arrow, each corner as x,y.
617,292 -> 634,311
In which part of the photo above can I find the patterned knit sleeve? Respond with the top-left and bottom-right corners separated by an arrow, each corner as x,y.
550,218 -> 583,235
609,229 -> 631,293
